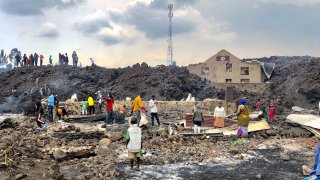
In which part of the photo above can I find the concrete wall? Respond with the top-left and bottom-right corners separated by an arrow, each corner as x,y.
114,99 -> 236,121
60,99 -> 237,121
187,50 -> 263,83
214,83 -> 269,93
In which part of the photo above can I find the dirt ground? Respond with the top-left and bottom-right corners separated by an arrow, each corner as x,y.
0,114 -> 318,180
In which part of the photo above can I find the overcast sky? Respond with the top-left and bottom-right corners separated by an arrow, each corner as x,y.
0,0 -> 320,67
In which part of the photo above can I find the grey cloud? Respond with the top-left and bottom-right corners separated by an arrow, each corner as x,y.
110,0 -> 196,39
73,16 -> 119,45
73,0 -> 197,44
37,22 -> 59,38
38,30 -> 59,38
74,19 -> 111,34
0,0 -> 85,16
99,35 -> 122,45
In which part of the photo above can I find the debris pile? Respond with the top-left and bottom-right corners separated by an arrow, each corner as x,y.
0,114 -> 317,179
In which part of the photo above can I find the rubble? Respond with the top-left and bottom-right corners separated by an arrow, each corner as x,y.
0,113 -> 317,179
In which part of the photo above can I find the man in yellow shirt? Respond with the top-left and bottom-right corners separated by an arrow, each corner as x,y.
88,95 -> 95,115
132,93 -> 147,125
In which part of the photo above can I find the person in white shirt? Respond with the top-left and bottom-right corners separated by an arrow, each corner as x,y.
213,102 -> 226,128
149,95 -> 160,126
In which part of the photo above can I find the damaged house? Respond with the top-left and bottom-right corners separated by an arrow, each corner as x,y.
187,50 -> 275,83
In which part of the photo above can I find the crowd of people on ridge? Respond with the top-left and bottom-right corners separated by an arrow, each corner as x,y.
13,51 -> 96,67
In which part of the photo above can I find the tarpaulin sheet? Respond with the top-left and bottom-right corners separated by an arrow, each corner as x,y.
260,62 -> 275,79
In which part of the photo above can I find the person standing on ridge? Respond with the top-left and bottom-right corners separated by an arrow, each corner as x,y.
40,54 -> 44,66
90,58 -> 95,66
49,55 -> 53,65
22,54 -> 27,66
58,53 -> 62,65
65,53 -> 69,65
149,95 -> 160,126
29,54 -> 34,66
34,53 -> 39,66
72,51 -> 78,66
15,53 -> 21,67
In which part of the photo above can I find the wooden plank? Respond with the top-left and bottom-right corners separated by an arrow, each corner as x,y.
64,114 -> 106,122
179,132 -> 224,137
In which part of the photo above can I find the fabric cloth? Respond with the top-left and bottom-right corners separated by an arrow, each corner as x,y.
105,110 -> 114,124
237,105 -> 250,127
256,101 -> 261,110
81,101 -> 88,110
88,105 -> 95,115
239,98 -> 247,105
88,97 -> 94,106
193,110 -> 203,122
269,106 -> 275,119
35,112 -> 44,128
104,97 -> 114,111
132,110 -> 141,124
48,105 -> 53,122
311,144 -> 320,176
128,152 -> 141,159
237,126 -> 248,137
126,124 -> 142,152
213,106 -> 226,118
40,55 -> 44,62
132,96 -> 143,111
194,121 -> 202,126
48,95 -> 55,106
149,99 -> 158,113
82,109 -> 87,115
214,117 -> 225,128
151,113 -> 160,126
194,124 -> 201,134
264,106 -> 270,120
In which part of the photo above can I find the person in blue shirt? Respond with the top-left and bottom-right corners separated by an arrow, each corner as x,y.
48,93 -> 55,122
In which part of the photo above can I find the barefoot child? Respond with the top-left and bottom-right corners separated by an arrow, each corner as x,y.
126,117 -> 142,170
268,103 -> 275,124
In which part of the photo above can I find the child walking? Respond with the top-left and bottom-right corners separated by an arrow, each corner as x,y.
268,103 -> 275,124
126,117 -> 142,170
193,105 -> 204,134
81,98 -> 88,115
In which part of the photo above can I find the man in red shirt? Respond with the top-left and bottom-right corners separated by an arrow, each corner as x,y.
104,93 -> 114,127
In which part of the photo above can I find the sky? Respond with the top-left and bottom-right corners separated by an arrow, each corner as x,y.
0,0 -> 320,67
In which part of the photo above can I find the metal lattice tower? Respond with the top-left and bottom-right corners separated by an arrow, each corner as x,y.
167,4 -> 173,66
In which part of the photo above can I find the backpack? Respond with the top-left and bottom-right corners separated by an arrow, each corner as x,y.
57,108 -> 63,115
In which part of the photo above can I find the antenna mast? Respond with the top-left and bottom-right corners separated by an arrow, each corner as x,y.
167,4 -> 173,66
